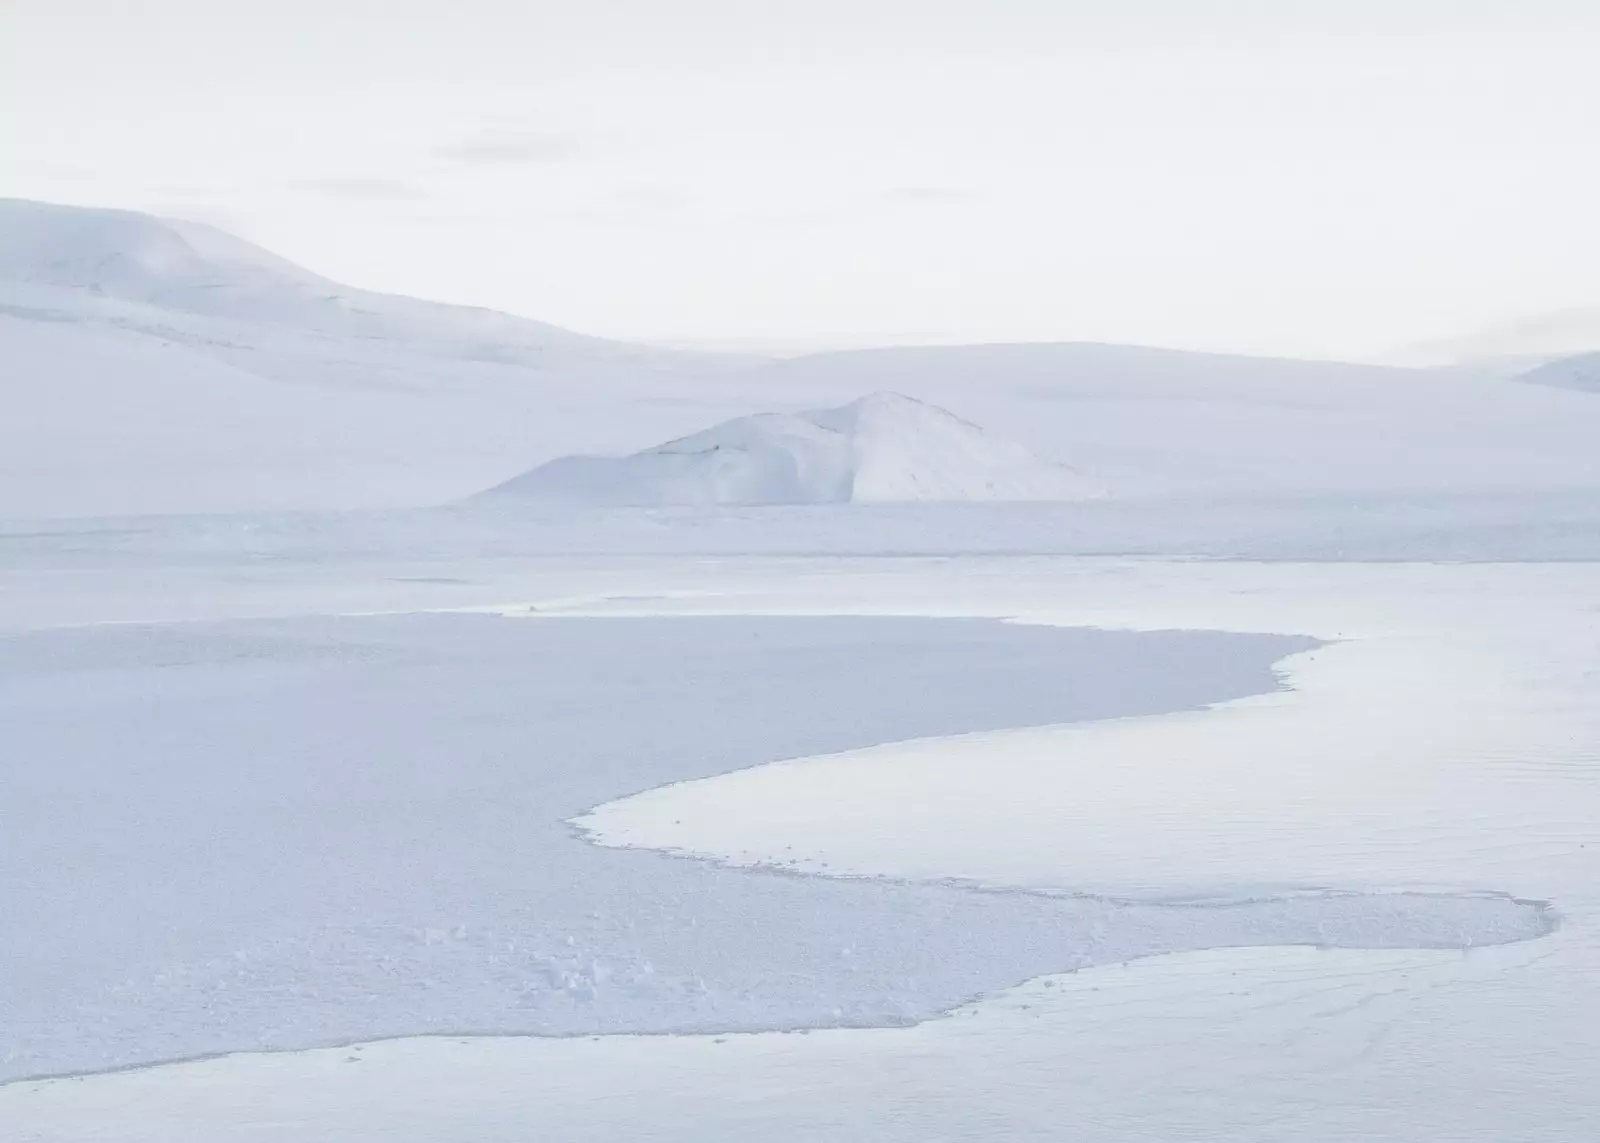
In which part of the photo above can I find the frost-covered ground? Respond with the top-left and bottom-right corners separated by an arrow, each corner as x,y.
2,531 -> 1597,1141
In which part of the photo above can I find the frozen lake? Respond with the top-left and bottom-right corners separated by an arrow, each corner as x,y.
4,611 -> 1400,1079
2,554 -> 1594,1142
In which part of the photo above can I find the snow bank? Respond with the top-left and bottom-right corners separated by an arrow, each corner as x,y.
482,393 -> 1105,505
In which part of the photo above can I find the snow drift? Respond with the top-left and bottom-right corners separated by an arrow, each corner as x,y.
483,393 -> 1105,505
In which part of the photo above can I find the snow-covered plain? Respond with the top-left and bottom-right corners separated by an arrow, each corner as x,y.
4,200 -> 1600,1141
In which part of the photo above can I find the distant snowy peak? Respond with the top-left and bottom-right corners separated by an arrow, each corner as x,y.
0,197 -> 662,358
482,392 -> 1106,505
2,202 -> 291,296
1515,351 -> 1600,394
1388,308 -> 1600,369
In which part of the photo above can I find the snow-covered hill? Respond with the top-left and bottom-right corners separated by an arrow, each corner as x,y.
0,198 -> 660,359
482,393 -> 1104,505
1515,350 -> 1600,393
6,198 -> 1600,518
728,343 -> 1600,499
0,199 -> 765,516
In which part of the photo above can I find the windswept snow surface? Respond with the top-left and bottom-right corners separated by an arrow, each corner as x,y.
481,392 -> 1104,504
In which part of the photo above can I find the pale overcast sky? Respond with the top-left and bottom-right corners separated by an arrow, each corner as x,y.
3,0 -> 1598,358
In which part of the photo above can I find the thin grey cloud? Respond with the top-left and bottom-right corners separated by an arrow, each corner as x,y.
433,133 -> 584,165
296,177 -> 425,201
611,182 -> 693,212
551,183 -> 696,226
744,187 -> 989,229
884,185 -> 986,204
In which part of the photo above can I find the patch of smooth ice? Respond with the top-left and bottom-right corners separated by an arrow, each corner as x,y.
3,612 -> 1352,1080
